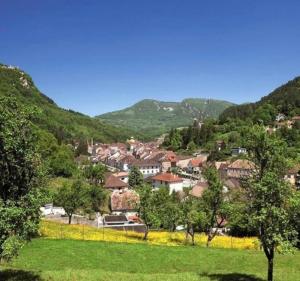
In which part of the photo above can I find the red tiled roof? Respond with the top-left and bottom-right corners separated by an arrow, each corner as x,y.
152,173 -> 183,183
189,158 -> 203,168
104,174 -> 128,189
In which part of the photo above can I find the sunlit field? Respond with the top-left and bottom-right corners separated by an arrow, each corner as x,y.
40,220 -> 259,250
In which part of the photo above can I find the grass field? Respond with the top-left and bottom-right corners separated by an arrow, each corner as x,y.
1,238 -> 300,281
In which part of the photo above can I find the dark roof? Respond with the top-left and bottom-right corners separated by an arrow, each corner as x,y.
104,215 -> 128,222
104,174 -> 128,189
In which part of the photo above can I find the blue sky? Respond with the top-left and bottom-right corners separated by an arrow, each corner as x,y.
1,0 -> 300,115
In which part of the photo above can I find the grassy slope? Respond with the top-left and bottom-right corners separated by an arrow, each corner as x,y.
0,65 -> 136,142
3,239 -> 300,281
98,99 -> 235,138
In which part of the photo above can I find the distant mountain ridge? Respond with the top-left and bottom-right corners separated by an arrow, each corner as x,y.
0,64 -> 135,143
97,98 -> 235,137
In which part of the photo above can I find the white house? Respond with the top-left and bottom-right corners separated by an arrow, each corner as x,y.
130,159 -> 161,178
151,172 -> 183,193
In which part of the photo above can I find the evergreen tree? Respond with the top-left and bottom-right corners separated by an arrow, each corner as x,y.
128,166 -> 144,188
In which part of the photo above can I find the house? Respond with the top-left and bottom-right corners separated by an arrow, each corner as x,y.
187,158 -> 204,174
227,159 -> 255,178
113,171 -> 129,183
104,174 -> 129,191
118,155 -> 136,171
189,182 -> 209,198
285,165 -> 300,189
130,159 -> 161,178
231,147 -> 247,156
177,155 -> 195,170
110,189 -> 139,216
275,113 -> 286,122
151,172 -> 183,193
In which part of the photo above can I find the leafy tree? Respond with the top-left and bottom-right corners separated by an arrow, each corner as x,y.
0,96 -> 45,260
84,164 -> 106,185
202,167 -> 229,247
136,185 -> 161,240
180,195 -> 206,245
54,180 -> 88,224
87,185 -> 107,214
75,139 -> 89,157
187,140 -> 197,152
49,145 -> 76,177
243,125 -> 298,281
128,166 -> 144,188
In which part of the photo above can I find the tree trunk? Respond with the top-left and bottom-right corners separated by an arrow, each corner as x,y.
267,257 -> 273,281
143,225 -> 149,240
206,232 -> 213,247
68,214 -> 72,224
191,227 -> 195,246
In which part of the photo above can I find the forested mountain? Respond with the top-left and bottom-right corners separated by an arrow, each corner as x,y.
220,76 -> 300,123
97,98 -> 234,138
0,64 -> 135,143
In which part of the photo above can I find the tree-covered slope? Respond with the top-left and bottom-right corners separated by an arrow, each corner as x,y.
220,76 -> 300,123
0,64 -> 134,143
97,98 -> 234,137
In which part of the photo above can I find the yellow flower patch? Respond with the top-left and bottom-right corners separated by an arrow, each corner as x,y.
40,220 -> 259,250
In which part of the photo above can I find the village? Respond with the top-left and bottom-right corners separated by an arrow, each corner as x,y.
43,113 -> 300,234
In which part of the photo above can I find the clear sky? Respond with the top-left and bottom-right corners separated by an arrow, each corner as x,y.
1,0 -> 300,116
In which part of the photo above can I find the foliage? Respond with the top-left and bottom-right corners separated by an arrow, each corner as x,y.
86,185 -> 107,214
54,180 -> 88,224
0,236 -> 24,262
220,76 -> 300,123
242,125 -> 299,281
0,95 -> 45,260
49,145 -> 77,177
128,166 -> 144,188
202,167 -> 230,247
83,164 -> 106,185
136,185 -> 161,239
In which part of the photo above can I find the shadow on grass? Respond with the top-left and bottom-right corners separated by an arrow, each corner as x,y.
0,269 -> 42,281
200,272 -> 265,281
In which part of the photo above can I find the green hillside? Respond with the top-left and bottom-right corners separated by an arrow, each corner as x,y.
219,76 -> 300,123
0,64 -> 134,143
97,98 -> 234,138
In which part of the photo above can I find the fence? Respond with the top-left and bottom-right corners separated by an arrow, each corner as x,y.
40,220 -> 260,250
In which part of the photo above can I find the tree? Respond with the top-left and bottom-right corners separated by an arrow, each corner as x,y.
0,96 -> 45,260
128,166 -> 144,188
87,185 -> 107,214
49,145 -> 76,177
180,194 -> 206,245
84,164 -> 106,185
54,180 -> 87,224
202,167 -> 229,247
136,185 -> 161,240
75,139 -> 88,157
243,125 -> 298,281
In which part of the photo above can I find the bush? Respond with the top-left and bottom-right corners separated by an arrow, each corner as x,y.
1,236 -> 25,262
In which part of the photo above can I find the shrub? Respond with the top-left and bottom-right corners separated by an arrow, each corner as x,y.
1,236 -> 25,262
